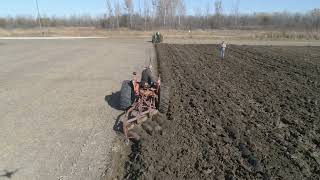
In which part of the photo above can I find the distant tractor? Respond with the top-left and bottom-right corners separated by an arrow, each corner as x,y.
152,32 -> 163,44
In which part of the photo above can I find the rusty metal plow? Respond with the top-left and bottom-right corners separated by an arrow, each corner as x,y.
123,89 -> 158,142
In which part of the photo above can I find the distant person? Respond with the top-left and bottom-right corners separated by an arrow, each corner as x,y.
220,41 -> 227,59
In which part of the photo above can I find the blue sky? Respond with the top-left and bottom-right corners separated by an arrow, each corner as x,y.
0,0 -> 319,17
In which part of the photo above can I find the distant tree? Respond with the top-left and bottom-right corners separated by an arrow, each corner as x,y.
151,0 -> 157,25
162,0 -> 168,27
124,0 -> 134,28
35,0 -> 43,30
214,0 -> 223,27
143,0 -> 151,30
232,0 -> 240,27
106,0 -> 114,29
205,2 -> 211,28
310,8 -> 320,30
2,2 -> 320,32
156,0 -> 170,27
138,0 -> 142,16
194,7 -> 205,29
258,13 -> 271,26
214,0 -> 222,16
114,0 -> 120,28
177,0 -> 186,27
0,18 -> 7,28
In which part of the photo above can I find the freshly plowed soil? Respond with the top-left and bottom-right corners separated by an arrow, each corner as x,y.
125,44 -> 320,179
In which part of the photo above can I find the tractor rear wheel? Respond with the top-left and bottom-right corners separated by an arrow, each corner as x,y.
119,80 -> 133,110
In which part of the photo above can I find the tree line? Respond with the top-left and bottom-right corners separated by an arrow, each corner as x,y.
0,0 -> 319,31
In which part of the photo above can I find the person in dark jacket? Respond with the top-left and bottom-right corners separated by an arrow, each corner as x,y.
141,65 -> 156,87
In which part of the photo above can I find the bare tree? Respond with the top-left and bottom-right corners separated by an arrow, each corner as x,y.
138,0 -> 142,17
194,7 -> 203,17
169,0 -> 179,27
214,0 -> 223,27
114,0 -> 120,28
143,0 -> 151,30
35,0 -> 42,30
177,0 -> 186,27
106,0 -> 114,29
4,1 -> 320,33
214,0 -> 222,16
124,0 -> 134,28
156,0 -> 170,27
155,0 -> 180,28
161,0 -> 168,27
205,2 -> 211,28
310,8 -> 320,30
232,0 -> 240,27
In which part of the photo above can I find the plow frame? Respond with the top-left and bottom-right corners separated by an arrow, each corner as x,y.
122,84 -> 159,141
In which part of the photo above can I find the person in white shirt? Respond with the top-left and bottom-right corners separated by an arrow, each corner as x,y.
220,41 -> 227,59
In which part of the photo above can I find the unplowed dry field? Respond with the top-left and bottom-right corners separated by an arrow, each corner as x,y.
124,44 -> 320,179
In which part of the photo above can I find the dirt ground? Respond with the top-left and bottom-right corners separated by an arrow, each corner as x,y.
0,38 -> 154,180
124,44 -> 320,179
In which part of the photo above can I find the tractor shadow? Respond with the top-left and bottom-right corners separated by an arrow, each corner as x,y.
0,169 -> 19,179
104,92 -> 124,133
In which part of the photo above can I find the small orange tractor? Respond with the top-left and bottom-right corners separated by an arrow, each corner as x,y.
119,71 -> 169,142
